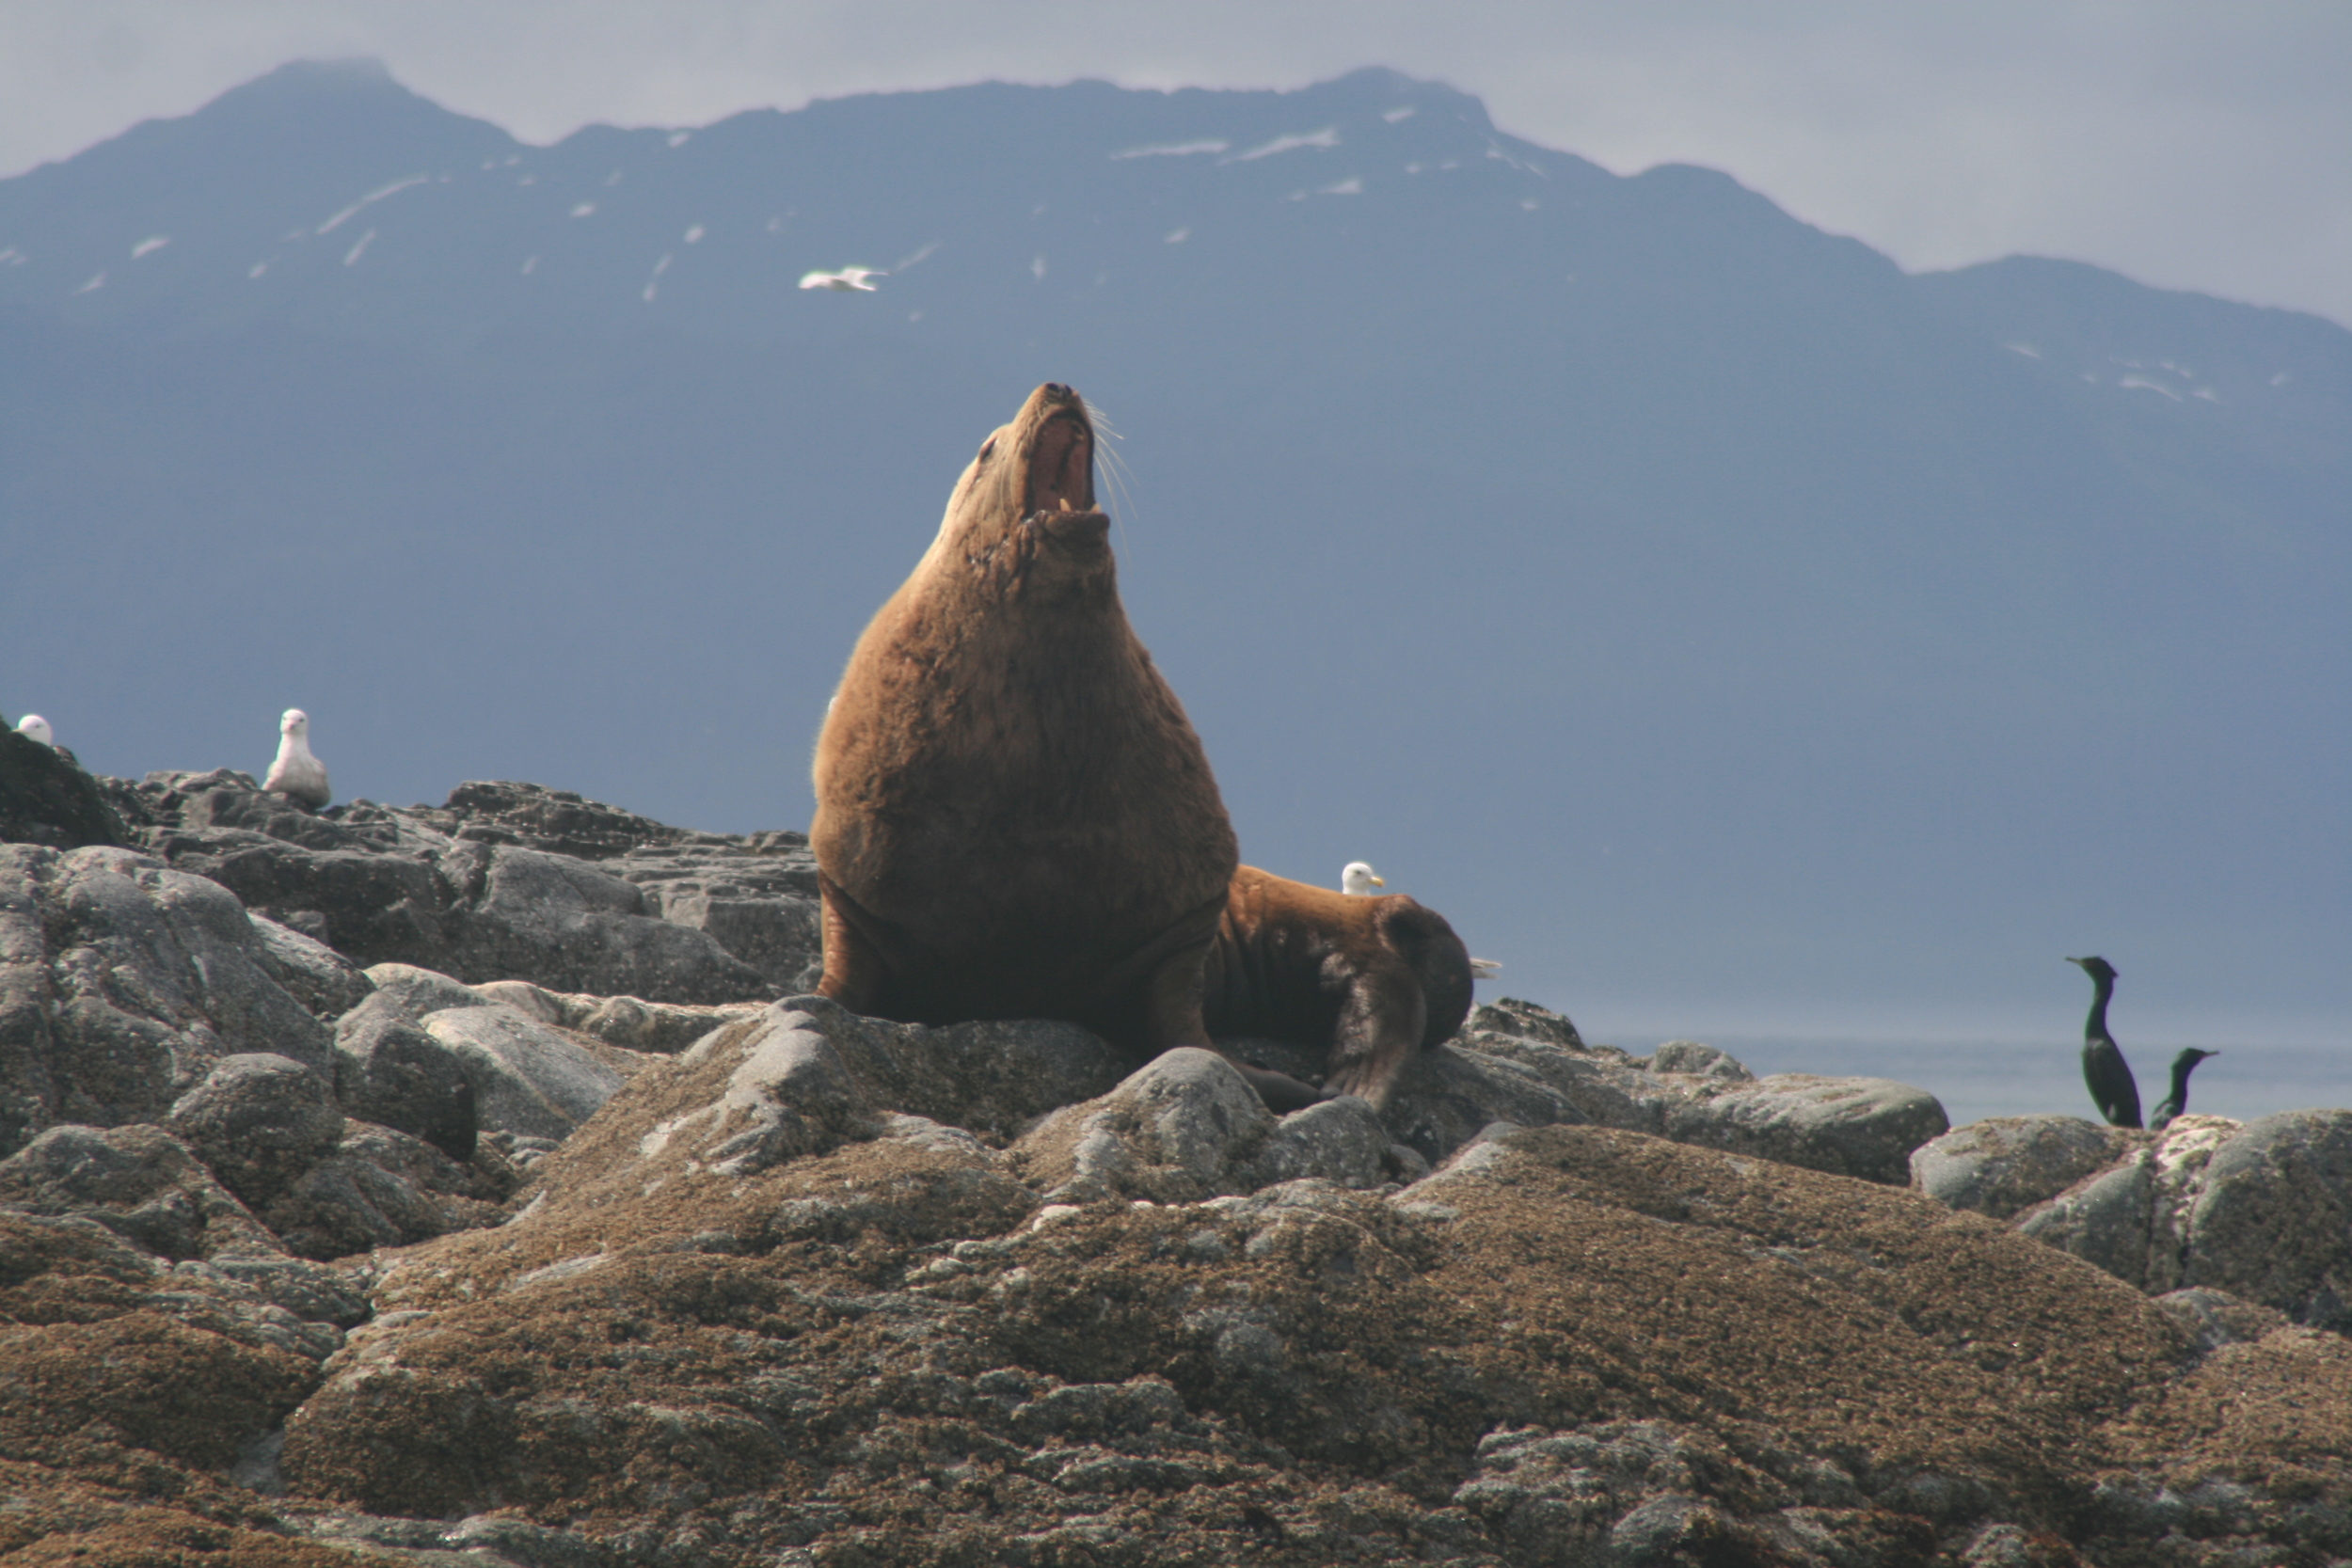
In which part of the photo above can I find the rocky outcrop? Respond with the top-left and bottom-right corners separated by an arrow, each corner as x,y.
0,726 -> 130,850
248,1113 -> 2352,1566
1910,1113 -> 2140,1220
1913,1108 -> 2352,1336
117,774 -> 787,1006
0,844 -> 334,1158
8,773 -> 2350,1565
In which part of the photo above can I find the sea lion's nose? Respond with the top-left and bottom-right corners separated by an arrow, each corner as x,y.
1042,383 -> 1073,402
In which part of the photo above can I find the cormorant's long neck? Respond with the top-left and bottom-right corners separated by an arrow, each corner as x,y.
2167,1053 -> 2198,1108
2084,972 -> 2115,1043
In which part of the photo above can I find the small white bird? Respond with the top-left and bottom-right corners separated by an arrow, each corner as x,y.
1469,958 -> 1503,980
799,266 -> 885,293
14,714 -> 54,747
262,707 -> 331,809
1340,861 -> 1386,896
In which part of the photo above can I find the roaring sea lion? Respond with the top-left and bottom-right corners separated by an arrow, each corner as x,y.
812,383 -> 1266,1084
1202,864 -> 1479,1109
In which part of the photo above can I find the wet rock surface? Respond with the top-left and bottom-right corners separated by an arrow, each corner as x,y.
5,776 -> 2349,1565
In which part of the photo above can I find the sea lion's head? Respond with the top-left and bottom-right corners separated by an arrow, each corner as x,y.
938,383 -> 1111,597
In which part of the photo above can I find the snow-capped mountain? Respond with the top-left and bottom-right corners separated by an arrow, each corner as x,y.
3,61 -> 2345,1032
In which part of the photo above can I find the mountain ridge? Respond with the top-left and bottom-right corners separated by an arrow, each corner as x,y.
2,61 -> 2344,1037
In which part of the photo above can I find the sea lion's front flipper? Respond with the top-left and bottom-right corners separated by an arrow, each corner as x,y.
815,871 -> 906,1015
1085,889 -> 1232,1054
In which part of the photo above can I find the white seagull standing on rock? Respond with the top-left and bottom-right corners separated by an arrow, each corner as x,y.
15,715 -> 54,747
263,708 -> 331,809
799,266 -> 885,292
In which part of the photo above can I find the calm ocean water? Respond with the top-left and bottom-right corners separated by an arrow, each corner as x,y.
1662,1037 -> 2352,1131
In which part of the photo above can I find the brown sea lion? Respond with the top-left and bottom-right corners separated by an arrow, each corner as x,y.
812,383 -> 1269,1085
1202,864 -> 1478,1109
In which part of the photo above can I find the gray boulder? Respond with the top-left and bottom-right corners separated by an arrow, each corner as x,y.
1662,1074 -> 1950,1186
332,1012 -> 478,1161
246,913 -> 375,1020
2182,1110 -> 2352,1331
262,1120 -> 511,1260
472,977 -> 761,1055
2009,1114 -> 2245,1300
1362,1002 -> 1947,1185
1014,1050 -> 1280,1203
0,1121 -> 279,1260
0,844 -> 332,1158
166,1053 -> 345,1212
421,778 -> 696,859
1910,1115 -> 2140,1221
0,725 -> 131,850
126,776 -> 780,1006
2152,1287 -> 2292,1355
2016,1157 -> 2158,1289
1647,1040 -> 1756,1081
1009,1054 -> 1408,1204
1461,996 -> 1590,1049
140,773 -> 455,967
1375,1038 -> 1598,1167
353,962 -> 490,1021
1249,1095 -> 1399,1191
542,1001 -> 1135,1190
610,837 -> 825,992
434,840 -> 774,1006
419,1005 -> 644,1143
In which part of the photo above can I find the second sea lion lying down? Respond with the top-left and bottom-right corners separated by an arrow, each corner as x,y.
1203,864 -> 1477,1110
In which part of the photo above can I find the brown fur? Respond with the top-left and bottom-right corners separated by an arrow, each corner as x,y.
811,383 -> 1240,1058
1202,865 -> 1477,1109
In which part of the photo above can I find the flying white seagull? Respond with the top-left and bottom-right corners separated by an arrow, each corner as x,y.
799,267 -> 885,293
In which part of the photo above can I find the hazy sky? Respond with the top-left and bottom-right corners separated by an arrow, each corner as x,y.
2,2 -> 2346,327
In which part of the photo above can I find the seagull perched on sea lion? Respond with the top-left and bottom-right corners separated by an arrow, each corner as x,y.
263,708 -> 331,809
799,266 -> 884,292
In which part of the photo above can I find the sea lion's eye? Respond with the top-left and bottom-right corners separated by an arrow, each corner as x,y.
977,436 -> 996,462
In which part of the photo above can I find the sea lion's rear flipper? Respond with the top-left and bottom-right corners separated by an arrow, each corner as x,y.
1228,1061 -> 1324,1114
1320,963 -> 1428,1111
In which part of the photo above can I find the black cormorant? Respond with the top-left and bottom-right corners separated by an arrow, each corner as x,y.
2066,956 -> 2141,1128
2150,1048 -> 2219,1131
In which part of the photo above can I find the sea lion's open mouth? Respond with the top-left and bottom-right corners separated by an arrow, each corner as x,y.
1025,408 -> 1096,517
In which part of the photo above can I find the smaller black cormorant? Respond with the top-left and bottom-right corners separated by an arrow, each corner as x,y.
2066,956 -> 2141,1129
2150,1048 -> 2219,1131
